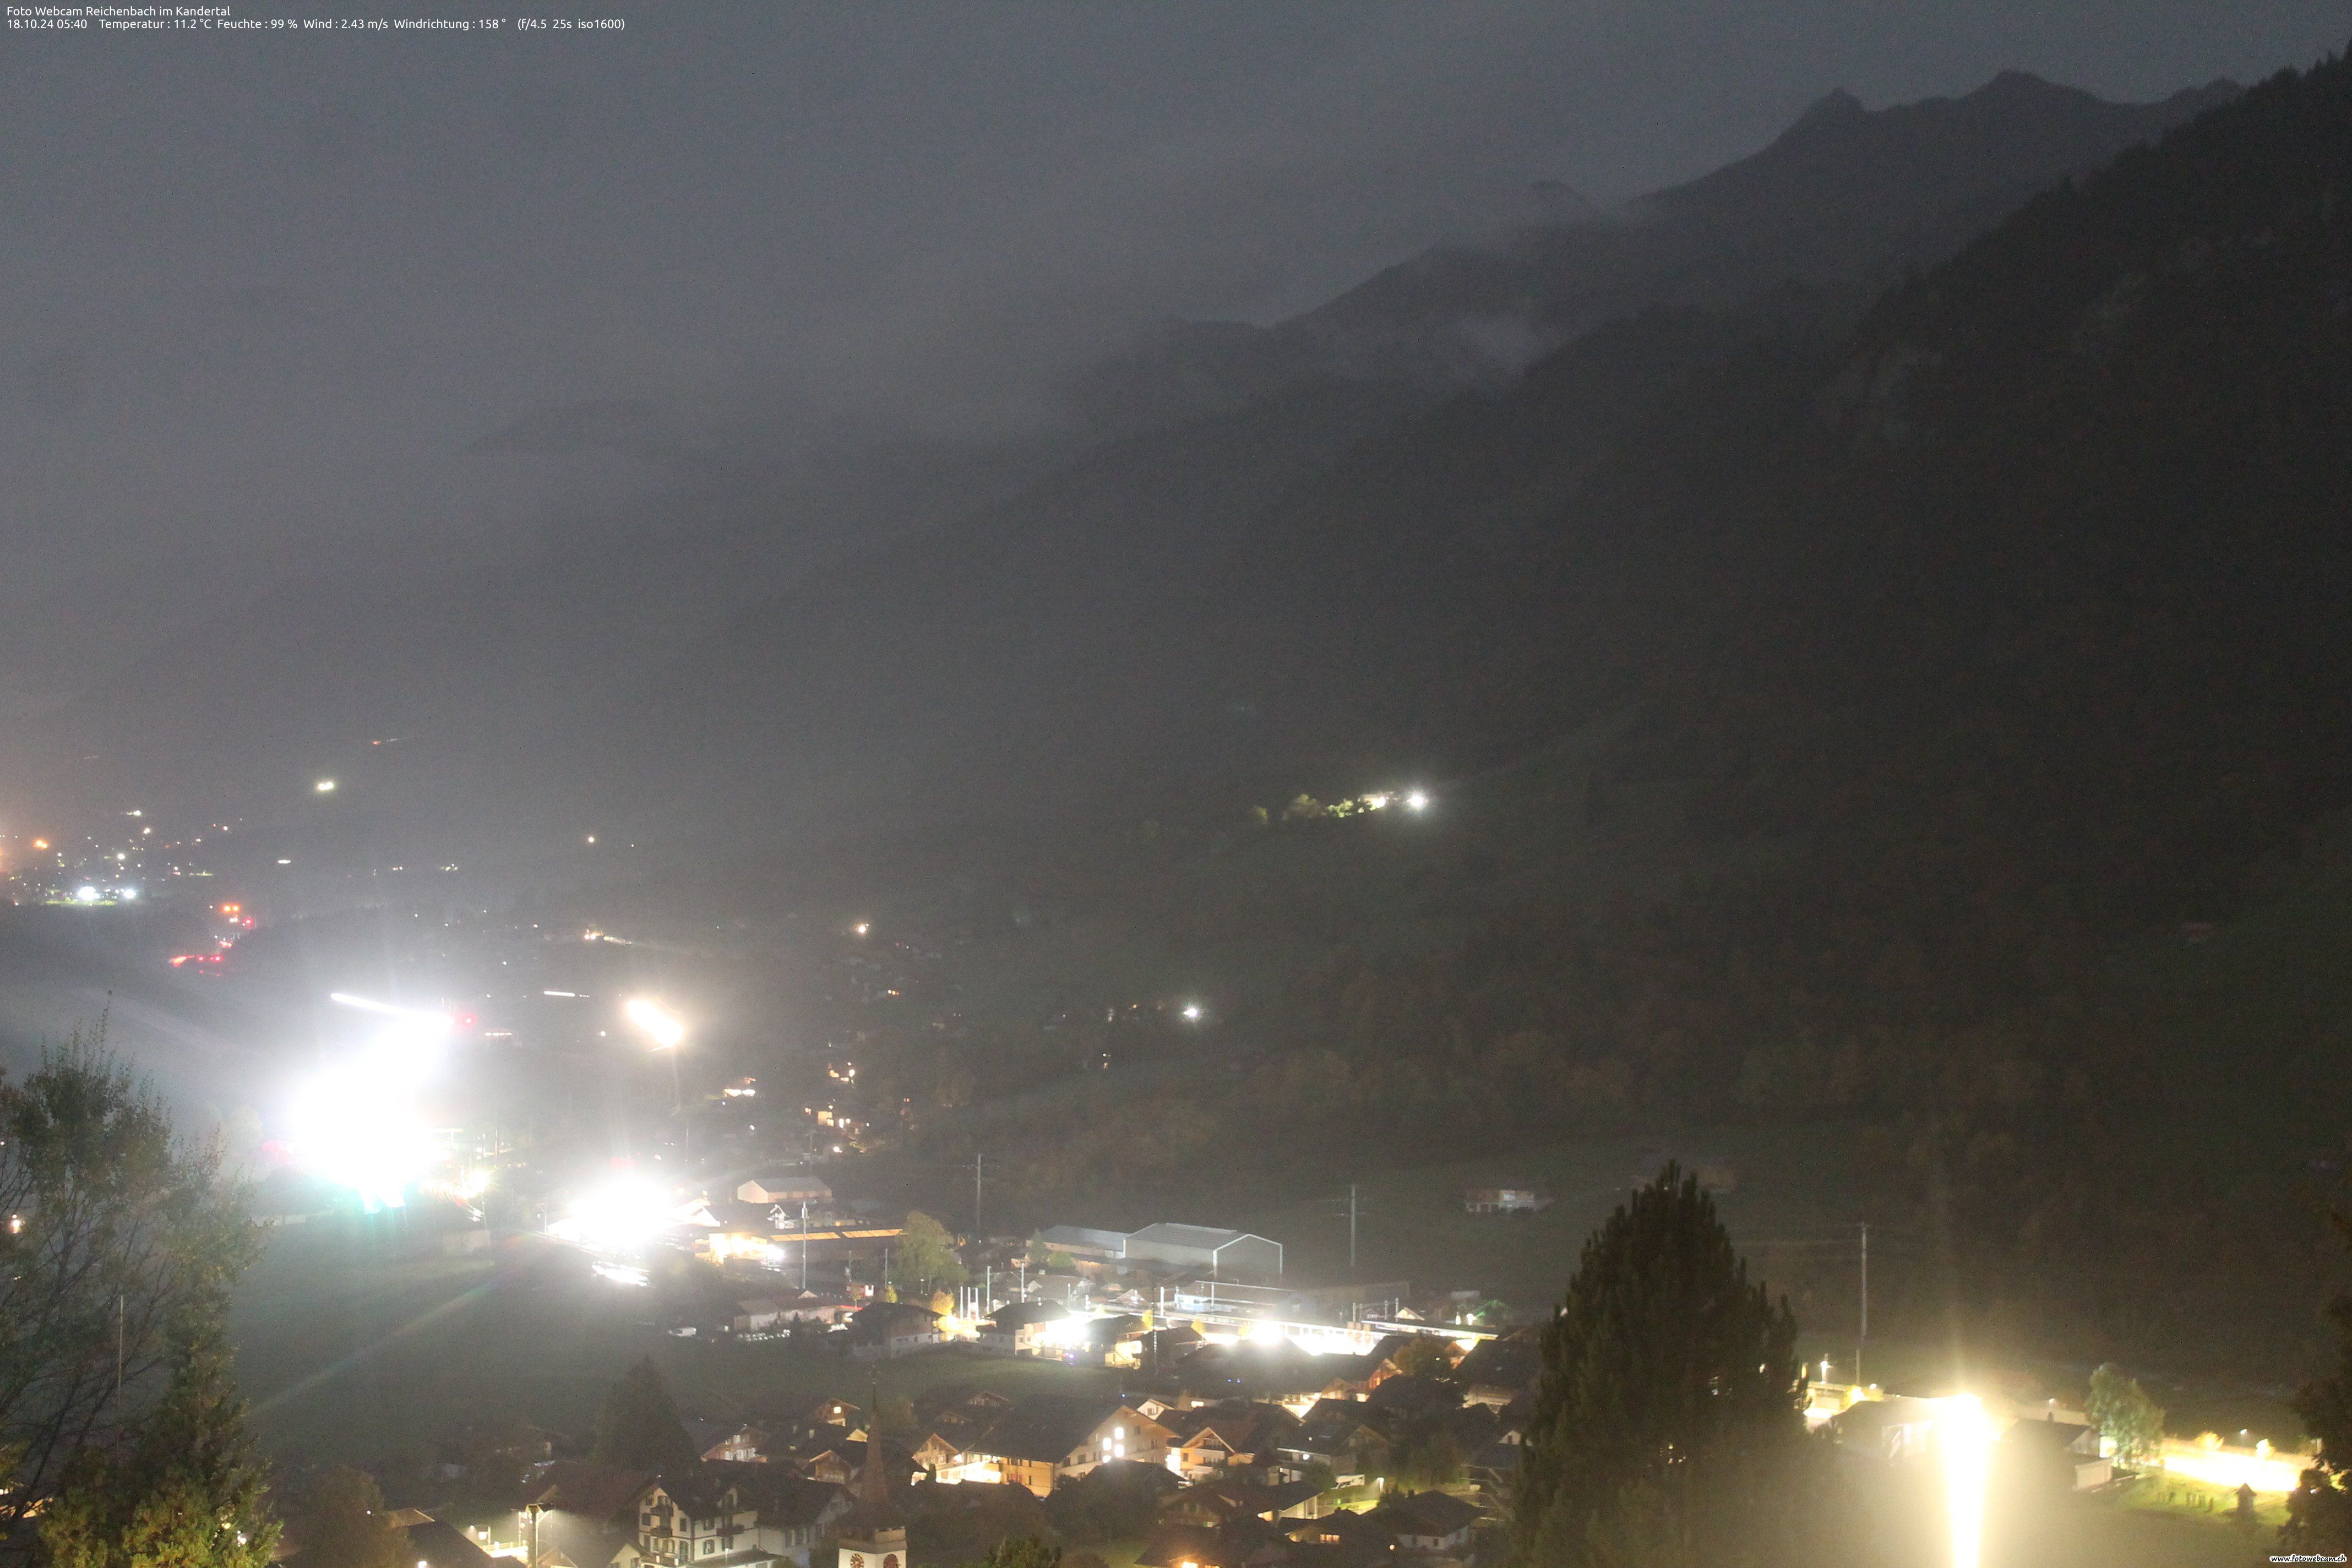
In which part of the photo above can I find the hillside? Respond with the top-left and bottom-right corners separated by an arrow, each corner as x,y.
10,73 -> 2229,861
1060,71 -> 2235,434
892,47 -> 2352,1376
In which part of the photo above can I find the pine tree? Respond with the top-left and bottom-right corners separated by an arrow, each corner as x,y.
1512,1164 -> 1830,1567
0,1028 -> 263,1530
39,1329 -> 279,1568
590,1357 -> 701,1475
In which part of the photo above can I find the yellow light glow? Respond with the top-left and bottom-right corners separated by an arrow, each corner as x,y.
1940,1395 -> 1995,1568
552,1173 -> 677,1252
2160,1446 -> 2304,1494
624,997 -> 686,1049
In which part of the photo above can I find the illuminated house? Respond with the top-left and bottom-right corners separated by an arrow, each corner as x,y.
1366,1493 -> 1478,1556
511,1460 -> 657,1568
977,1301 -> 1071,1355
1460,1186 -> 1550,1215
709,1468 -> 853,1568
617,1474 -> 765,1568
687,1420 -> 772,1463
965,1396 -> 1176,1496
1160,1404 -> 1299,1483
738,1171 -> 834,1207
846,1301 -> 941,1362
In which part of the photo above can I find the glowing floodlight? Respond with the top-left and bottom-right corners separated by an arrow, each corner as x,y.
1250,1319 -> 1286,1346
286,994 -> 460,1210
1940,1395 -> 1995,1568
74,885 -> 100,903
553,1173 -> 678,1254
315,779 -> 336,793
1180,1003 -> 1203,1022
624,997 -> 685,1049
287,1048 -> 443,1212
1404,791 -> 1429,813
329,992 -> 456,1031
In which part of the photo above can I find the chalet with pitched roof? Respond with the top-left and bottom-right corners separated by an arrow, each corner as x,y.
513,1460 -> 659,1568
1368,1493 -> 1478,1556
966,1396 -> 1175,1496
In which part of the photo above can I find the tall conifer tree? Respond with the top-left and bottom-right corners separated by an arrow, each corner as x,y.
1513,1164 -> 1827,1566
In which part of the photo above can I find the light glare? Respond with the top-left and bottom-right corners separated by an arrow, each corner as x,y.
1941,1395 -> 1994,1568
624,997 -> 686,1049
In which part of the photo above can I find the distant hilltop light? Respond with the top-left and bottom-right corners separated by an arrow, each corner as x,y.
1181,1003 -> 1203,1022
1406,790 -> 1430,812
585,834 -> 596,844
314,778 -> 336,793
853,922 -> 870,936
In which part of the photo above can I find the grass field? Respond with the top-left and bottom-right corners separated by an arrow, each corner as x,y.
230,1225 -> 1123,1476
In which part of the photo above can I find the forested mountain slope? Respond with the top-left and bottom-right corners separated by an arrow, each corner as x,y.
15,75 -> 2227,859
941,48 -> 2352,1376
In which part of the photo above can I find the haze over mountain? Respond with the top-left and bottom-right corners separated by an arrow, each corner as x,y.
11,69 -> 2240,872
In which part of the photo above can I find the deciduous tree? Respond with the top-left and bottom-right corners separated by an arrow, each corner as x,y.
896,1212 -> 968,1299
0,1027 -> 262,1533
2085,1364 -> 2164,1467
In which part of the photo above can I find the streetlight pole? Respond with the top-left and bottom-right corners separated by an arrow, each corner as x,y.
526,1504 -> 541,1568
624,998 -> 688,1161
1857,1222 -> 1870,1386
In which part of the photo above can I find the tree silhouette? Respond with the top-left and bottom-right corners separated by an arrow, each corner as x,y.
291,1467 -> 406,1568
39,1327 -> 279,1568
896,1212 -> 968,1299
2289,1212 -> 2352,1549
591,1358 -> 700,1476
1512,1164 -> 1829,1566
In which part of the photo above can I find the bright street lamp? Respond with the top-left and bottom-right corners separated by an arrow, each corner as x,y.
624,998 -> 689,1145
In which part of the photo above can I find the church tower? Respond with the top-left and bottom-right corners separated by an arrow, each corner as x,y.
836,1435 -> 906,1568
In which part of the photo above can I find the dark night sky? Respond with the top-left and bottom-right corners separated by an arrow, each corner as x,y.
1,1 -> 2344,726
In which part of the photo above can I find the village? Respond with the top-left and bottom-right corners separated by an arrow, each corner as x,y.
298,1162 -> 2304,1568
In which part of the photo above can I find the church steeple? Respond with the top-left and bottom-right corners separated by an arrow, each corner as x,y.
857,1438 -> 892,1512
837,1384 -> 906,1568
